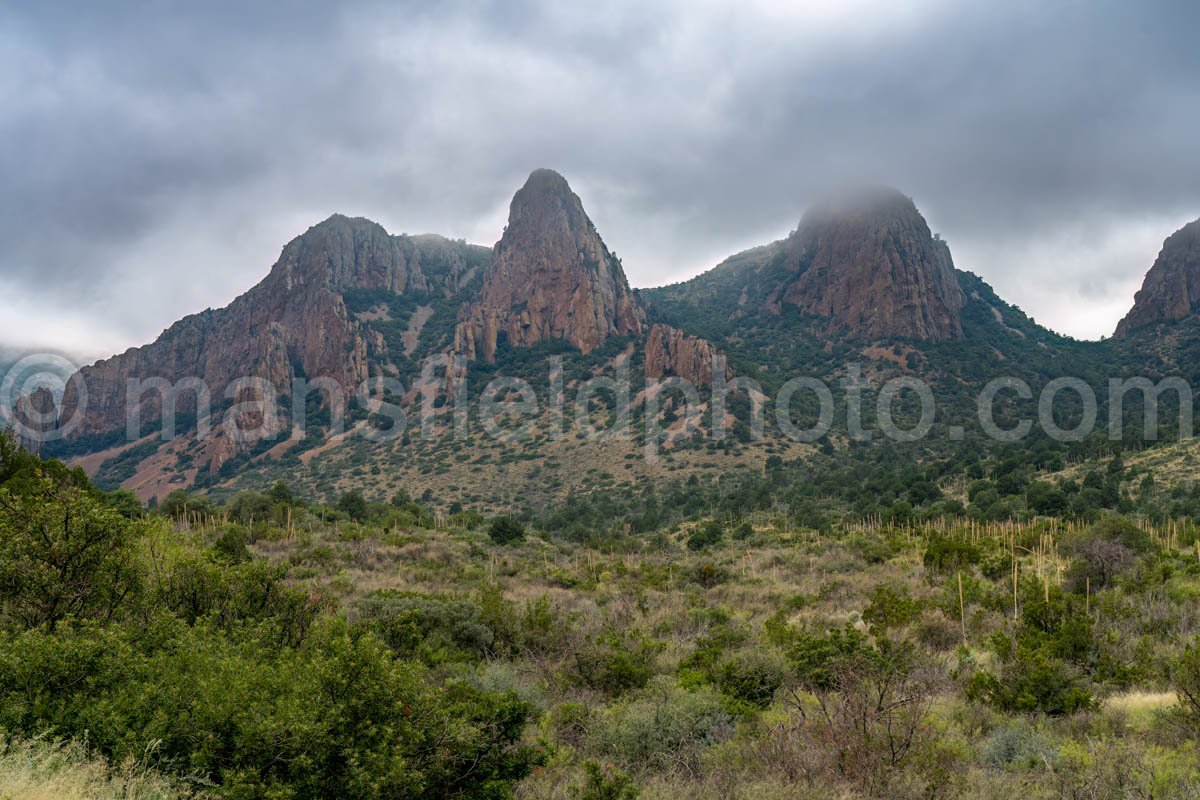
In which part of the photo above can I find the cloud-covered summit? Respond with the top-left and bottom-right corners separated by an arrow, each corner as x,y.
2,0 -> 1199,357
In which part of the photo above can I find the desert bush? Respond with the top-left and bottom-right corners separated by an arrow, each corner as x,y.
1169,638 -> 1200,734
967,645 -> 1094,716
861,583 -> 922,632
710,647 -> 788,710
489,515 -> 527,545
979,721 -> 1057,770
575,760 -> 640,800
922,534 -> 980,575
573,629 -> 660,695
353,590 -> 494,663
914,610 -> 963,651
686,520 -> 723,551
688,561 -> 729,588
548,701 -> 592,749
592,678 -> 732,773
784,636 -> 946,797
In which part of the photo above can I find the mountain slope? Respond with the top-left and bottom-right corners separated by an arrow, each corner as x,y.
21,176 -> 1200,510
52,216 -> 489,468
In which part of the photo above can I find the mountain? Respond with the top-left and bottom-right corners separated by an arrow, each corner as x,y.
1115,217 -> 1200,336
775,187 -> 965,341
454,169 -> 644,361
54,216 -> 489,472
24,173 -> 1197,509
645,187 -> 965,344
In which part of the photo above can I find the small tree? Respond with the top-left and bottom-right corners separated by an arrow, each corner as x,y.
686,519 -> 723,551
489,515 -> 526,545
0,432 -> 141,629
336,490 -> 368,522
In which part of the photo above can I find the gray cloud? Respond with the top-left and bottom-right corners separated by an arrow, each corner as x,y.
2,0 -> 1199,357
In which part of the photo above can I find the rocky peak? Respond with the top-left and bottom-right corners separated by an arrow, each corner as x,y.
267,214 -> 429,295
774,186 -> 965,341
1114,217 -> 1200,337
455,169 -> 644,361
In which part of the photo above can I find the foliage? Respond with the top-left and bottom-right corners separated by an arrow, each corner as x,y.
0,436 -> 141,629
488,515 -> 526,545
575,761 -> 639,800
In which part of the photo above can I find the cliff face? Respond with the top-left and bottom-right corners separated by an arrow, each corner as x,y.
14,387 -> 57,455
55,216 -> 480,468
1115,218 -> 1200,337
774,187 -> 965,341
643,324 -> 728,387
455,169 -> 644,361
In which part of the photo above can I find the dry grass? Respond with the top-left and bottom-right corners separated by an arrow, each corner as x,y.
0,736 -> 197,800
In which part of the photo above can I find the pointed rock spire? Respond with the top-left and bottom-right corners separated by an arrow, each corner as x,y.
456,169 -> 644,361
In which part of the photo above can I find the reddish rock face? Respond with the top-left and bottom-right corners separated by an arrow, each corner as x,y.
775,187 -> 965,341
456,169 -> 644,361
55,216 -> 467,467
1115,218 -> 1200,337
643,324 -> 728,388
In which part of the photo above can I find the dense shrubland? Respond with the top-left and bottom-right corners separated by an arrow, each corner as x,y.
3,430 -> 1200,798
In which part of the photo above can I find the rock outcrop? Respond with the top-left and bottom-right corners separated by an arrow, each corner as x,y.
1114,218 -> 1200,337
13,387 -> 57,455
55,216 -> 480,467
772,187 -> 965,341
455,169 -> 644,361
644,324 -> 728,387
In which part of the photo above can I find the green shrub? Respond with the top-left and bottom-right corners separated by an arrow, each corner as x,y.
353,591 -> 494,663
922,534 -> 980,575
966,645 -> 1094,715
592,678 -> 731,772
686,520 -> 723,551
489,515 -> 526,545
1170,638 -> 1200,733
861,583 -> 922,632
711,647 -> 788,709
0,616 -> 541,798
576,760 -> 639,800
573,630 -> 659,695
0,443 -> 142,629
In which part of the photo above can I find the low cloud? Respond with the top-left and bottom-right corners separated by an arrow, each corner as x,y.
2,0 -> 1198,353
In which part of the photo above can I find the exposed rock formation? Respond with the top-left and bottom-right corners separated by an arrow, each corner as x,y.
1114,218 -> 1200,336
456,169 -> 644,361
773,187 -> 965,341
644,324 -> 728,387
13,387 -> 57,455
55,216 -> 480,466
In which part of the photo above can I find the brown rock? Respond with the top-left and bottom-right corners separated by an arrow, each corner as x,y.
644,324 -> 729,387
777,187 -> 965,341
1114,218 -> 1200,336
456,169 -> 644,361
54,215 -> 466,468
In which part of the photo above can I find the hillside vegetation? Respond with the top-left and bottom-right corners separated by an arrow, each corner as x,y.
4,431 -> 1200,798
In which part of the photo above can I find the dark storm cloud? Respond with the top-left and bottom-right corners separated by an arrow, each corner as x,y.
2,0 -> 1199,355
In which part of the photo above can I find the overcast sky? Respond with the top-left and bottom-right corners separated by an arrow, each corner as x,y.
2,0 -> 1199,363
